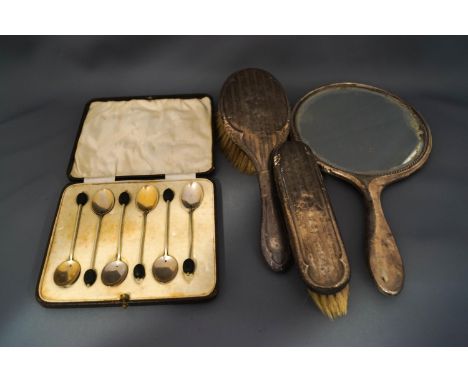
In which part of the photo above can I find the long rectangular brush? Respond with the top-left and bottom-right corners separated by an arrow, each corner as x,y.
272,140 -> 351,319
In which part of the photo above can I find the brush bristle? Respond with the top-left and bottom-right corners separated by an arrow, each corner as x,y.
308,284 -> 349,320
216,113 -> 257,175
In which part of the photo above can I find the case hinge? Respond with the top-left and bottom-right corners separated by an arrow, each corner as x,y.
165,174 -> 196,181
84,176 -> 116,184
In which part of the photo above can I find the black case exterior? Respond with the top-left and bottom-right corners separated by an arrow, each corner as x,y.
37,94 -> 218,308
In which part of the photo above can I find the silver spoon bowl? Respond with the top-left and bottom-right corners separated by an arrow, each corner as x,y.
54,259 -> 81,287
101,260 -> 128,286
152,255 -> 179,283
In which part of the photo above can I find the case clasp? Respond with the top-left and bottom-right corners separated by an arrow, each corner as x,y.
120,293 -> 130,308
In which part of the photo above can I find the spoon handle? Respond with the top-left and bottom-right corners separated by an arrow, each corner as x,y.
188,210 -> 194,259
164,200 -> 171,257
117,204 -> 127,262
139,212 -> 148,264
365,182 -> 404,295
68,204 -> 83,262
90,216 -> 103,269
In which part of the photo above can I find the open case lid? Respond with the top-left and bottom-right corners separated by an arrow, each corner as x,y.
68,95 -> 214,181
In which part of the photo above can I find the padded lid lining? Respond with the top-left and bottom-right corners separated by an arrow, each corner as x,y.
70,97 -> 212,179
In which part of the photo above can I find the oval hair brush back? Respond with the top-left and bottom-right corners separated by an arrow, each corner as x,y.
217,68 -> 291,271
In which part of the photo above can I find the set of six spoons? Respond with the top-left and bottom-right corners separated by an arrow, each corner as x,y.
53,182 -> 204,288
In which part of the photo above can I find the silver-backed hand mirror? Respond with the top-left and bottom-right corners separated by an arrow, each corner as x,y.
292,83 -> 432,295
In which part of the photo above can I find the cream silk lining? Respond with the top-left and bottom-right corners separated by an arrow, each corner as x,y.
71,97 -> 212,178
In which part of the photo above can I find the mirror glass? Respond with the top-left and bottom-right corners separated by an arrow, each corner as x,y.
294,86 -> 425,175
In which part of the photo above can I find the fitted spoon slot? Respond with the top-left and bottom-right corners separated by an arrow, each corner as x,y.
152,188 -> 179,283
53,192 -> 88,287
101,191 -> 130,287
84,188 -> 115,287
181,182 -> 204,276
134,185 -> 159,281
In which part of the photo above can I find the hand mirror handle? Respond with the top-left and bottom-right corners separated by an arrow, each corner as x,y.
365,179 -> 403,295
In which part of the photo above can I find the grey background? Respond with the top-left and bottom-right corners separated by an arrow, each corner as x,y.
0,36 -> 467,346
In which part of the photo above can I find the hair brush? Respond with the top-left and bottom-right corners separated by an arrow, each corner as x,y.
272,141 -> 350,319
217,68 -> 291,271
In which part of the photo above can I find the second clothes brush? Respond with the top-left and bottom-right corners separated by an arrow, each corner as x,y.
272,141 -> 350,319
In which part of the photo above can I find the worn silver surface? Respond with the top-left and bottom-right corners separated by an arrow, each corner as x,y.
1,36 -> 467,345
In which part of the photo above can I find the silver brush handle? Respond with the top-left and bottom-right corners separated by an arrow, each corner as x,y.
258,169 -> 291,272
